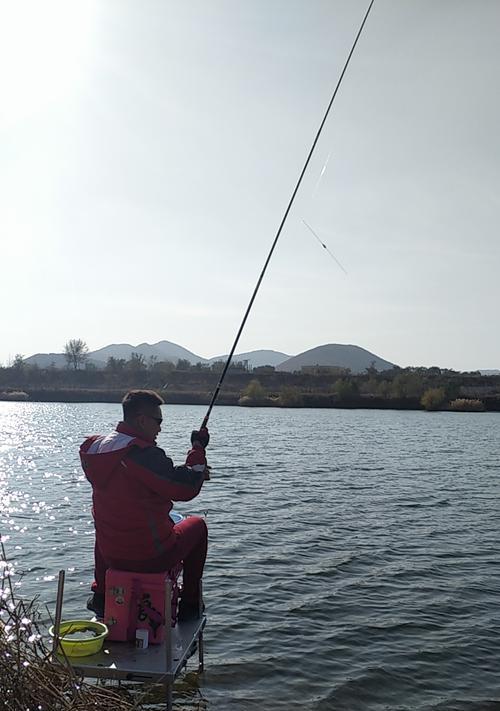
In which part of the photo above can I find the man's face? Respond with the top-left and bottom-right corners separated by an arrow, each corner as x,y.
133,404 -> 163,442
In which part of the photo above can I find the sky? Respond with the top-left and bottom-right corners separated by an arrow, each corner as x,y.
1,0 -> 499,371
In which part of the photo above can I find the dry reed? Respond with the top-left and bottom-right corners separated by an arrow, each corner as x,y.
449,398 -> 485,412
0,541 -> 139,711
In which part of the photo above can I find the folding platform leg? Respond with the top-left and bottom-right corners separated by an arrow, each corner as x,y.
164,578 -> 173,711
198,580 -> 204,673
165,682 -> 173,711
198,630 -> 204,673
52,570 -> 65,658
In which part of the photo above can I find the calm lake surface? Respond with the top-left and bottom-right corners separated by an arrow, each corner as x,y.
1,402 -> 500,710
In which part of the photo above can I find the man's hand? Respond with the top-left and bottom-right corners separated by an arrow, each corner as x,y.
191,427 -> 210,449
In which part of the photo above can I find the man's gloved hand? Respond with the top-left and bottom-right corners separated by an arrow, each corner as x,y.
191,427 -> 210,449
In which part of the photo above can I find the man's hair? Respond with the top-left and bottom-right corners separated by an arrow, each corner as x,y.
122,390 -> 164,420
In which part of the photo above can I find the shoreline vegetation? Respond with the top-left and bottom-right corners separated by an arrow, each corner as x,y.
1,358 -> 500,412
0,543 -> 144,710
1,542 -> 205,710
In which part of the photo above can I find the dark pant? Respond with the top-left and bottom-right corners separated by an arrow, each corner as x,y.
92,516 -> 208,605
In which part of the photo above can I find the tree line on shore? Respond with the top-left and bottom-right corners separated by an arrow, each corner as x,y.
2,341 -> 500,411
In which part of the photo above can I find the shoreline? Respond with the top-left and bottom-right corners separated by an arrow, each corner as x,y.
1,388 -> 499,412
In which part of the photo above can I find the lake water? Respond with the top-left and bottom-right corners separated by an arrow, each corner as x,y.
1,402 -> 500,710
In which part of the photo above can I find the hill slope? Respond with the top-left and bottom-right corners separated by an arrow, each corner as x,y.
276,344 -> 396,374
24,353 -> 68,368
26,341 -> 207,368
208,350 -> 290,369
89,341 -> 206,365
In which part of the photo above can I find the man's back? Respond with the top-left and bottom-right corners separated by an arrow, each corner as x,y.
80,421 -> 204,561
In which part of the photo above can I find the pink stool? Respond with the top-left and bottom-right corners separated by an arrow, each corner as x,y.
104,565 -> 182,644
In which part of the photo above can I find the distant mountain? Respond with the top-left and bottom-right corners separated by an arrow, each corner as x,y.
24,353 -> 68,368
89,341 -> 206,365
25,341 -> 207,369
479,369 -> 500,376
24,341 -> 396,373
276,344 -> 396,374
208,350 -> 290,369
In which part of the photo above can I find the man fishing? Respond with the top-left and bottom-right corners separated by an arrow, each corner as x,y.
80,389 -> 209,622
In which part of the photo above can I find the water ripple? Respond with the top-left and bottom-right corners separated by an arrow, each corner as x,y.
2,403 -> 500,709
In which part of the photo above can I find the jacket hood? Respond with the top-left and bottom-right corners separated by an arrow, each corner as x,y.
80,423 -> 151,489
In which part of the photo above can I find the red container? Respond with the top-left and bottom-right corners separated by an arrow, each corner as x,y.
104,566 -> 182,644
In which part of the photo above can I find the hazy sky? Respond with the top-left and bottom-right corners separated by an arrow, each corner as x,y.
1,1 -> 499,370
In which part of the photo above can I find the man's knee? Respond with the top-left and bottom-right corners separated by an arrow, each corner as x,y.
190,515 -> 208,543
176,514 -> 207,543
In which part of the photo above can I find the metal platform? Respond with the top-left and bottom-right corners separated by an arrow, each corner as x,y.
66,615 -> 206,683
51,570 -> 206,711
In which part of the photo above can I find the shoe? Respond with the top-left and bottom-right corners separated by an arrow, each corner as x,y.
87,593 -> 105,619
177,601 -> 204,623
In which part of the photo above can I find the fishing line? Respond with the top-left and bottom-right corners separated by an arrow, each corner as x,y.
201,0 -> 375,429
301,219 -> 348,275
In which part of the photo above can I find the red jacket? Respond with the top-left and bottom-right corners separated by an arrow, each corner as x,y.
80,422 -> 205,562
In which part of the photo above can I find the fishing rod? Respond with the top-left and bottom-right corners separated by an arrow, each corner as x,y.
200,0 -> 375,430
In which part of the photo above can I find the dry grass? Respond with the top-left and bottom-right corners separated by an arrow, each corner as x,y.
0,541 -> 139,711
0,390 -> 29,401
0,541 -> 208,710
449,398 -> 485,412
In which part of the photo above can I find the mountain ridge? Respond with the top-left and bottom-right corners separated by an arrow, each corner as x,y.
208,349 -> 290,369
277,343 -> 395,374
24,341 -> 397,372
89,340 -> 206,365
